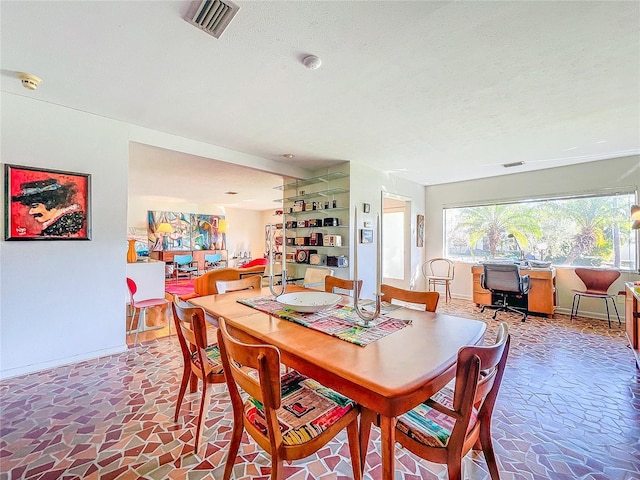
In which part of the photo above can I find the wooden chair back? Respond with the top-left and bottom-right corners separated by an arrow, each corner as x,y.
422,257 -> 454,280
574,268 -> 620,294
384,322 -> 510,480
324,275 -> 363,296
171,294 -> 198,366
216,274 -> 262,294
452,322 -> 510,427
380,284 -> 439,312
171,296 -> 225,455
217,317 -> 363,480
217,318 -> 286,454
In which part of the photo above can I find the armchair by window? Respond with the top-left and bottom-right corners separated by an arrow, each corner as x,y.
480,263 -> 530,322
173,254 -> 198,283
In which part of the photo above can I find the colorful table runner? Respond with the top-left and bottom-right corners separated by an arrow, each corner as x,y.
237,296 -> 410,346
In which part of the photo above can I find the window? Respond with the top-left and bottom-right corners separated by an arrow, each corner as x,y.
444,191 -> 637,271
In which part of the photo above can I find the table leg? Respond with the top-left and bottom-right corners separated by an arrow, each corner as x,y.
379,414 -> 396,480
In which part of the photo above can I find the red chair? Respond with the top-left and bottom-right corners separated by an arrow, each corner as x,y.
570,268 -> 621,328
239,257 -> 268,269
126,277 -> 169,346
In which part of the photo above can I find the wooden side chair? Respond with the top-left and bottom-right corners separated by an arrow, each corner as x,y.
216,317 -> 362,480
171,296 -> 225,455
126,277 -> 169,346
422,258 -> 455,303
360,322 -> 511,480
324,275 -> 363,296
215,274 -> 262,294
380,284 -> 439,312
570,268 -> 621,328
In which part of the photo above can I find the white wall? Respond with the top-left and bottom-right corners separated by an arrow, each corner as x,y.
1,93 -> 129,378
350,163 -> 426,298
0,93 -> 305,379
425,156 -> 640,318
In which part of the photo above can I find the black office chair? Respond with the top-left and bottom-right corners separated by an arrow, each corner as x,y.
480,263 -> 531,322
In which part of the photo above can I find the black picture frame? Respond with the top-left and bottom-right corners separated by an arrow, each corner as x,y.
4,164 -> 91,240
360,228 -> 373,244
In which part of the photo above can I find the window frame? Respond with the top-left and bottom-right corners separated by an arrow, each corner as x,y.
443,187 -> 638,272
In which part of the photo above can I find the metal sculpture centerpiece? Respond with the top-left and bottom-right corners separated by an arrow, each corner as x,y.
267,217 -> 287,297
352,206 -> 382,326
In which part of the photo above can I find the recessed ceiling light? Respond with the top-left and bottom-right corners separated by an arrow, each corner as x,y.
502,161 -> 525,168
224,191 -> 238,195
282,154 -> 295,159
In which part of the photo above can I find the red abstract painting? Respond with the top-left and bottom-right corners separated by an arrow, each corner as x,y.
4,164 -> 91,240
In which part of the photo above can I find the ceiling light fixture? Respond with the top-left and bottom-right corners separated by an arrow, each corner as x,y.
18,72 -> 42,90
302,55 -> 322,70
224,191 -> 238,195
282,154 -> 295,159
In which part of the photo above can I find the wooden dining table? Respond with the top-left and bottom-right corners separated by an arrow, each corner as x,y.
189,286 -> 486,480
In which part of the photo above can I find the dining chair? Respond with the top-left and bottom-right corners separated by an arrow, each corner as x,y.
216,317 -> 362,480
171,296 -> 225,455
570,267 -> 621,328
380,284 -> 439,312
302,266 -> 335,290
324,275 -> 363,296
215,274 -> 262,294
204,252 -> 224,270
360,322 -> 511,480
126,277 -> 169,346
174,254 -> 199,283
422,258 -> 455,303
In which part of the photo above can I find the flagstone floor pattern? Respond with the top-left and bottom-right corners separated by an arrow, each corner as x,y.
1,299 -> 639,479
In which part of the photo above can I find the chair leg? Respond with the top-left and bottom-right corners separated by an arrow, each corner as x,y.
506,305 -> 527,322
611,296 -> 622,326
347,419 -> 362,480
570,294 -> 581,322
133,307 -> 146,346
223,421 -> 244,480
174,364 -> 192,422
479,419 -> 500,480
604,297 -> 612,329
194,381 -> 212,456
270,459 -> 285,480
446,458 -> 463,480
127,307 -> 138,335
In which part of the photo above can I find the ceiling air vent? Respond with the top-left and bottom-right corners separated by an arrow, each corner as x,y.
502,161 -> 525,168
186,0 -> 240,39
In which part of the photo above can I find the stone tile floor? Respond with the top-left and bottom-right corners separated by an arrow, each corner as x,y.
1,299 -> 639,479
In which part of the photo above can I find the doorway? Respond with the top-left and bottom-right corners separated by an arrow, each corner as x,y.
382,192 -> 411,286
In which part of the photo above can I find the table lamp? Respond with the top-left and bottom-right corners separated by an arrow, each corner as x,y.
155,222 -> 174,251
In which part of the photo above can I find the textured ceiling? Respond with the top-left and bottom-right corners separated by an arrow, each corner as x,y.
1,1 -> 638,208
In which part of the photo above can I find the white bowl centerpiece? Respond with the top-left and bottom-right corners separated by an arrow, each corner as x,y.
276,292 -> 342,313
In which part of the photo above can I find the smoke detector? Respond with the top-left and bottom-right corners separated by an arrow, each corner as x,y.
302,55 -> 322,70
18,73 -> 42,90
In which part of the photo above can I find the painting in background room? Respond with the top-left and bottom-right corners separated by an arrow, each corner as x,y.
417,214 -> 424,247
147,210 -> 226,251
4,164 -> 91,240
192,214 -> 226,250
